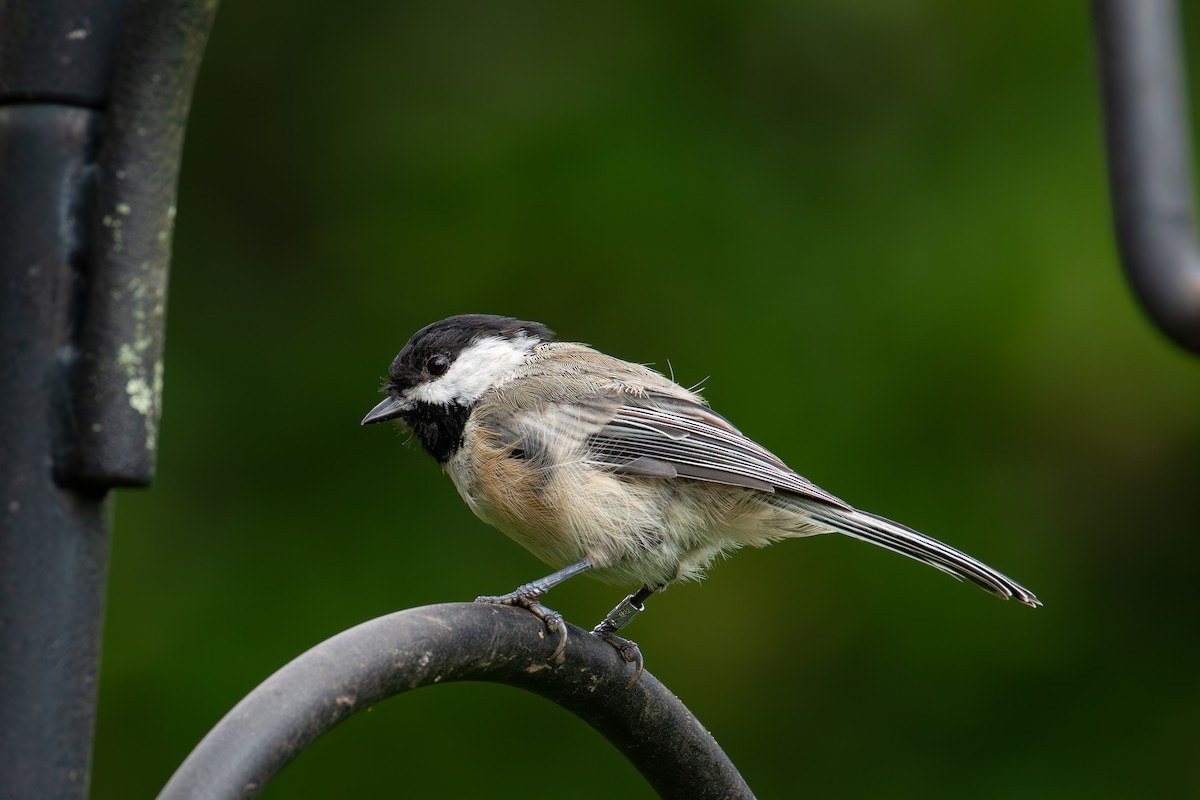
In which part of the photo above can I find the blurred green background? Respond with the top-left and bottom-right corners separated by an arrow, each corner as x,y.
91,2 -> 1200,798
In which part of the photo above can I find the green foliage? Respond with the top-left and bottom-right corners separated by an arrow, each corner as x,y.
93,2 -> 1200,798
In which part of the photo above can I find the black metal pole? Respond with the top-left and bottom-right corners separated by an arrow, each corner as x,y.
1093,0 -> 1200,355
0,104 -> 113,792
0,4 -> 131,795
158,603 -> 756,800
0,1 -> 218,797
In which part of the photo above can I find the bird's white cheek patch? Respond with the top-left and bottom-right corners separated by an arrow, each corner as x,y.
407,335 -> 532,407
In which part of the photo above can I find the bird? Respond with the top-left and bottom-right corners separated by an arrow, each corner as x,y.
362,314 -> 1040,683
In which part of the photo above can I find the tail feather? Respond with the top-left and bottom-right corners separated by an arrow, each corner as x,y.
796,501 -> 1041,607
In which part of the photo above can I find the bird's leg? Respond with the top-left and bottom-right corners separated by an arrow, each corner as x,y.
476,558 -> 593,660
592,585 -> 656,687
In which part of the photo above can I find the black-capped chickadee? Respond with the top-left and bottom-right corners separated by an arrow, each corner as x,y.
363,314 -> 1040,681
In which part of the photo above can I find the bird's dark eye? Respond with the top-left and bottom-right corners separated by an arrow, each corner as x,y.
427,354 -> 450,377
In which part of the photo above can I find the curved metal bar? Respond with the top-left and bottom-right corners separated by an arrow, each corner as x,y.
1093,0 -> 1200,354
158,603 -> 755,800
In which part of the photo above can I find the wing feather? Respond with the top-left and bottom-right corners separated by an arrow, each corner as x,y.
584,392 -> 852,509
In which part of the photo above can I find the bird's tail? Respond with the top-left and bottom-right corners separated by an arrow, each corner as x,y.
789,499 -> 1041,607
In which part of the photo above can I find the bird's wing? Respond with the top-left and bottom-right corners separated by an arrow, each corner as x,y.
580,391 -> 852,510
584,393 -> 1039,605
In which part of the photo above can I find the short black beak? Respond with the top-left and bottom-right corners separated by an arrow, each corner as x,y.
361,396 -> 408,425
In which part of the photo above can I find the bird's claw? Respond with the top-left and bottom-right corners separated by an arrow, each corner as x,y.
592,628 -> 645,688
475,592 -> 568,661
531,603 -> 569,660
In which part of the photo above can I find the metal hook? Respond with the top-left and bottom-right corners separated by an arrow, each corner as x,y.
1093,0 -> 1200,355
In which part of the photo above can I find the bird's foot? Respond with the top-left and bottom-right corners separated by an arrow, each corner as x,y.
591,625 -> 645,688
591,591 -> 650,688
476,589 -> 568,660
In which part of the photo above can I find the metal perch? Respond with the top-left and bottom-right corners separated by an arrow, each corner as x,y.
157,603 -> 755,800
